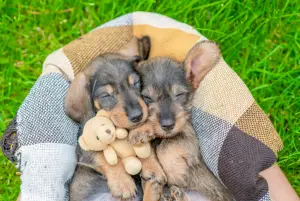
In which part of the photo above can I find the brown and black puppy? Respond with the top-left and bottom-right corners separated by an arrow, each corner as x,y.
64,36 -> 152,201
131,41 -> 233,201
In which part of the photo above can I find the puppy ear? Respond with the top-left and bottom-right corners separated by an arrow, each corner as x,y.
64,72 -> 95,124
131,35 -> 151,69
138,36 -> 151,60
117,35 -> 151,60
184,41 -> 221,89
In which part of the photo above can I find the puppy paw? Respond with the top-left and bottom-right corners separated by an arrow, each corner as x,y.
168,186 -> 188,201
141,162 -> 167,185
128,123 -> 154,145
160,186 -> 171,201
185,154 -> 201,168
107,172 -> 137,199
141,157 -> 167,201
143,180 -> 165,201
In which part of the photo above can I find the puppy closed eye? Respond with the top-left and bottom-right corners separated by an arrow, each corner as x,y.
175,92 -> 185,98
98,93 -> 116,104
142,94 -> 153,104
98,84 -> 114,100
100,93 -> 111,98
133,78 -> 141,89
174,92 -> 187,102
170,84 -> 188,102
96,92 -> 116,110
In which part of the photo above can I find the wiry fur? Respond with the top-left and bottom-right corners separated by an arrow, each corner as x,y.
133,42 -> 233,201
65,36 -> 151,201
70,148 -> 143,201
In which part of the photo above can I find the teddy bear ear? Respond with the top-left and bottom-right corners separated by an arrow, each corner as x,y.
78,136 -> 90,151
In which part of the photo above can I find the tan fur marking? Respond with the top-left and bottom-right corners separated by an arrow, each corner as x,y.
109,95 -> 131,128
94,100 -> 101,110
138,97 -> 149,123
128,74 -> 135,86
104,84 -> 114,94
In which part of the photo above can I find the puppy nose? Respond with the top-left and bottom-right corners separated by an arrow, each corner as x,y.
160,118 -> 175,131
128,108 -> 143,123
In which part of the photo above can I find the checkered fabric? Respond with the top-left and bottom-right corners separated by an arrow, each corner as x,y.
1,12 -> 282,201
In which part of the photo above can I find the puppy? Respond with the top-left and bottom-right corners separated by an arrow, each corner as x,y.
64,36 -> 151,201
130,41 -> 233,201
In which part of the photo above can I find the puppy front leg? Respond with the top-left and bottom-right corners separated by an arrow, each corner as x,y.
156,142 -> 190,187
140,148 -> 167,201
94,152 -> 137,199
128,121 -> 154,145
156,140 -> 195,201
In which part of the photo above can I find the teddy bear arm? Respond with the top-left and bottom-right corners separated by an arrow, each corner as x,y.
103,146 -> 118,165
133,143 -> 151,159
122,156 -> 142,175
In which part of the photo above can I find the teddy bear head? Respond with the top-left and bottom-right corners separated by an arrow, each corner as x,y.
78,116 -> 116,151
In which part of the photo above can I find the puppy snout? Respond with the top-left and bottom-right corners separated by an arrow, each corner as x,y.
128,108 -> 143,123
160,118 -> 175,131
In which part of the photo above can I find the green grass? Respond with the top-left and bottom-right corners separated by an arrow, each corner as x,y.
0,0 -> 299,200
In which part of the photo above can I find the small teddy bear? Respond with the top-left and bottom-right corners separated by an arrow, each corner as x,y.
78,110 -> 151,175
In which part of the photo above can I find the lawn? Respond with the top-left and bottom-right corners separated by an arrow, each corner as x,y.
0,0 -> 299,200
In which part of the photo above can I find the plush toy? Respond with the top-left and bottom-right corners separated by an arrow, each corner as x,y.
78,110 -> 151,175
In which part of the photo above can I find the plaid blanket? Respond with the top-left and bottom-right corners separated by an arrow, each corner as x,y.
1,12 -> 283,201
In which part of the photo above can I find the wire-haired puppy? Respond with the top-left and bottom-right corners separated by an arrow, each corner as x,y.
130,41 -> 233,201
64,36 -> 151,201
